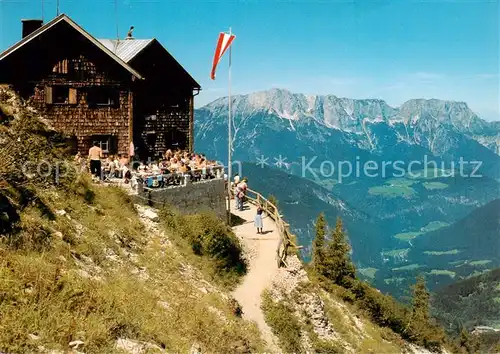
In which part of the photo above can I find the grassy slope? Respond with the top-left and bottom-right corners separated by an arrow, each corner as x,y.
0,181 -> 265,353
0,88 -> 264,353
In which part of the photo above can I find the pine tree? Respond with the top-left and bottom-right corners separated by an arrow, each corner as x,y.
492,340 -> 500,353
459,328 -> 480,354
459,328 -> 471,353
312,213 -> 327,275
406,275 -> 446,349
323,217 -> 356,285
411,275 -> 431,324
267,194 -> 279,209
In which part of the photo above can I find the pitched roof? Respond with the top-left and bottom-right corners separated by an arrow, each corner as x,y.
97,39 -> 154,63
0,14 -> 144,80
101,38 -> 201,90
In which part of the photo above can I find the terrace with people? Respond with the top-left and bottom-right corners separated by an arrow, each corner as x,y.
74,148 -> 225,193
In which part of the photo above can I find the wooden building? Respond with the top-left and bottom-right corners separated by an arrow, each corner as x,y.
0,14 -> 200,160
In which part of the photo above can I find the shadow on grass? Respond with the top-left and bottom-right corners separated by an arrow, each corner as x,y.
230,213 -> 247,226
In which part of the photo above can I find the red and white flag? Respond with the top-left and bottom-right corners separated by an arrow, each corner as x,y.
210,31 -> 235,80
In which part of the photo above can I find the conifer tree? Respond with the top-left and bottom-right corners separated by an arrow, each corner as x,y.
267,195 -> 279,210
411,275 -> 431,324
459,328 -> 480,354
406,275 -> 447,349
312,213 -> 327,275
323,217 -> 356,285
492,340 -> 500,354
459,328 -> 469,349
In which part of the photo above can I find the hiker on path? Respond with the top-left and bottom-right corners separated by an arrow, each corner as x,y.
254,206 -> 264,234
236,177 -> 248,211
88,142 -> 103,180
234,182 -> 242,210
233,174 -> 240,186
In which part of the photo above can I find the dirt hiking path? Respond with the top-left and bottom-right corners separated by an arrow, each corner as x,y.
231,200 -> 281,353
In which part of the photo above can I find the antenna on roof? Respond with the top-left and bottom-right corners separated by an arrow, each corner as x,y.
56,0 -> 60,16
115,0 -> 120,43
41,0 -> 44,21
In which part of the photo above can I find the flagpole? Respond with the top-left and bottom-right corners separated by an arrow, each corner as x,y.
227,27 -> 232,225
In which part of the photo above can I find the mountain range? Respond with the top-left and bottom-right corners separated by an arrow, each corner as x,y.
195,88 -> 500,301
197,88 -> 499,162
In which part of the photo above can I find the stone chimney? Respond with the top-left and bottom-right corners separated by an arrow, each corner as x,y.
21,19 -> 43,39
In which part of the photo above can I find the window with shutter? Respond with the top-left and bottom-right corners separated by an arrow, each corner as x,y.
91,135 -> 112,153
88,87 -> 120,107
52,86 -> 70,104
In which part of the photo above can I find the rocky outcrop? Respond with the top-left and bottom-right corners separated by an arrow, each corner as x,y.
267,255 -> 348,351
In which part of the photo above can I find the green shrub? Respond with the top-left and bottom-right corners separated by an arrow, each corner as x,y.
351,280 -> 408,331
159,206 -> 246,285
329,283 -> 356,304
492,340 -> 500,353
261,291 -> 303,353
267,195 -> 279,212
347,279 -> 447,351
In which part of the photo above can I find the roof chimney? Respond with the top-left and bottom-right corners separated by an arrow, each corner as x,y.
22,19 -> 43,38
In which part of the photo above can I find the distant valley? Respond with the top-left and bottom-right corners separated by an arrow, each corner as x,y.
195,88 -> 500,304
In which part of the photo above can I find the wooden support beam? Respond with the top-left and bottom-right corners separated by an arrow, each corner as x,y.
128,89 -> 134,153
189,94 -> 194,152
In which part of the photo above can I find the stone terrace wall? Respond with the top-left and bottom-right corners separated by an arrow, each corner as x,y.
135,178 -> 226,220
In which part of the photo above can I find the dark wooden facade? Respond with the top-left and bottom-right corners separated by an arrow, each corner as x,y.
0,15 -> 200,159
128,39 -> 198,160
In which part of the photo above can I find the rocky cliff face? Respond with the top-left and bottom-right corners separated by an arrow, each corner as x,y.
196,88 -> 499,157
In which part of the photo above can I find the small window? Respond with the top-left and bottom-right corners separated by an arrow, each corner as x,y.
53,86 -> 69,104
88,88 -> 120,107
91,135 -> 117,154
92,136 -> 110,153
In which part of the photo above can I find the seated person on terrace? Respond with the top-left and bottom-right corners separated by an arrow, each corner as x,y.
102,157 -> 112,177
178,161 -> 188,173
150,163 -> 161,174
159,159 -> 169,172
119,154 -> 129,167
137,161 -> 148,174
169,157 -> 180,171
164,149 -> 173,160
114,148 -> 221,187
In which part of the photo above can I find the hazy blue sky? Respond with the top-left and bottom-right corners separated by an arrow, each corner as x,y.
0,0 -> 498,120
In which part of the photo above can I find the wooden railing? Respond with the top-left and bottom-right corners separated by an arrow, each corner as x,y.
243,188 -> 302,268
